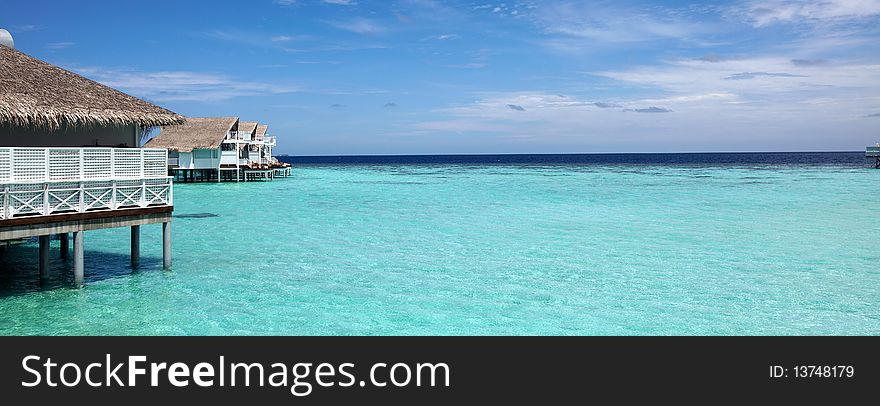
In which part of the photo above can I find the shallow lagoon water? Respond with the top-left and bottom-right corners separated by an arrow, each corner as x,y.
1,154 -> 879,335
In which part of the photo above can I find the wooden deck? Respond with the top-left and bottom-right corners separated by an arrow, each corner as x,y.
0,205 -> 172,240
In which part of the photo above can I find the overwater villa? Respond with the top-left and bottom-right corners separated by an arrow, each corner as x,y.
867,144 -> 880,168
144,117 -> 291,182
0,30 -> 184,286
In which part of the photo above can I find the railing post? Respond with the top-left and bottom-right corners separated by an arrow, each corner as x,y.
141,179 -> 146,207
79,148 -> 84,180
44,149 -> 50,182
78,182 -> 84,213
43,183 -> 49,215
111,180 -> 117,210
3,185 -> 8,219
110,148 -> 115,179
140,149 -> 145,178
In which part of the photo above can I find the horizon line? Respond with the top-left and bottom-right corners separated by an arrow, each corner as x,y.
279,150 -> 866,157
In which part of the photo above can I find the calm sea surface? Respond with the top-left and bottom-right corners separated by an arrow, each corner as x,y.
1,152 -> 878,335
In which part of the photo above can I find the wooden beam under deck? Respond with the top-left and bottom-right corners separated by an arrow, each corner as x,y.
0,206 -> 173,241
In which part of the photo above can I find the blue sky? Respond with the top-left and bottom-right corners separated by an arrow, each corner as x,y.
2,0 -> 880,154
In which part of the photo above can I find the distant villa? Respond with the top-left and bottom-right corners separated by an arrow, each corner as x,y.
145,117 -> 291,182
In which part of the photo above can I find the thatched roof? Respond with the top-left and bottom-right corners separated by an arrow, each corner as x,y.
238,121 -> 258,136
144,117 -> 238,152
0,44 -> 184,130
255,124 -> 268,137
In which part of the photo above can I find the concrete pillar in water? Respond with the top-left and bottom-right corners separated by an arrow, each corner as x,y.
163,221 -> 172,270
131,225 -> 140,268
59,233 -> 69,260
73,231 -> 84,287
39,235 -> 50,280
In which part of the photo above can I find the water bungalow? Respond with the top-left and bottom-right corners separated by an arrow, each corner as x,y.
144,117 -> 291,182
867,145 -> 880,168
0,30 -> 184,286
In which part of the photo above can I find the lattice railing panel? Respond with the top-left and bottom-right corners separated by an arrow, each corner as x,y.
7,183 -> 44,217
143,150 -> 168,177
12,149 -> 48,182
112,149 -> 143,179
1,148 -> 172,219
0,147 -> 168,183
2,178 -> 173,219
83,149 -> 113,179
0,149 -> 11,183
48,149 -> 82,181
82,181 -> 113,211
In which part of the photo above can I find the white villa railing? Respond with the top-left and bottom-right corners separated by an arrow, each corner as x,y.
0,148 -> 173,220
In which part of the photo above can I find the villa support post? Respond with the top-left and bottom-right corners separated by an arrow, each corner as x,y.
73,231 -> 84,287
39,235 -> 50,280
131,225 -> 140,268
163,221 -> 172,270
59,233 -> 69,260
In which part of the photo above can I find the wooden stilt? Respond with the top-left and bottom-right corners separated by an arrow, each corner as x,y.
162,221 -> 172,270
59,233 -> 69,260
39,235 -> 50,280
131,225 -> 140,268
73,231 -> 84,287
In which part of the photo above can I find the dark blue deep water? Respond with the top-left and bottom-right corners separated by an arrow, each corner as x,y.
281,152 -> 867,167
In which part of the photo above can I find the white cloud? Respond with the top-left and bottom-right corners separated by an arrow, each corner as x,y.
322,0 -> 357,5
13,24 -> 44,32
328,18 -> 385,35
736,0 -> 880,27
594,57 -> 880,97
410,69 -> 880,151
423,33 -> 459,41
46,42 -> 75,49
444,62 -> 487,69
532,1 -> 710,46
75,67 -> 299,102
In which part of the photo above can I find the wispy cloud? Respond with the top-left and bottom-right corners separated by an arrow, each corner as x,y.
46,42 -> 75,49
13,24 -> 44,32
724,72 -> 806,80
328,18 -> 386,35
595,57 -> 880,96
75,67 -> 298,102
204,30 -> 305,52
322,0 -> 357,5
592,102 -> 621,108
422,33 -> 460,41
507,104 -> 526,111
791,59 -> 828,66
273,0 -> 297,7
444,62 -> 487,69
734,0 -> 880,27
625,107 -> 673,113
531,1 -> 712,52
384,102 -> 398,107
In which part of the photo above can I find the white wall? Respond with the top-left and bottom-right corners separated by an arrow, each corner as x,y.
178,152 -> 194,169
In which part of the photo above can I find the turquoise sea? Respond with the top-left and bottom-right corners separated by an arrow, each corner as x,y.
1,153 -> 878,335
